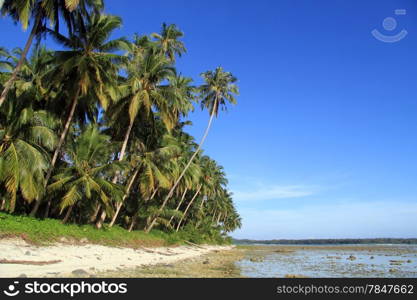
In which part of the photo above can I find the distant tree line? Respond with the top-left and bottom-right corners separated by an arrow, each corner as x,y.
233,238 -> 417,245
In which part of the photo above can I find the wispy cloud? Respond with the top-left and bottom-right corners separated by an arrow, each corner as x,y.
232,184 -> 320,201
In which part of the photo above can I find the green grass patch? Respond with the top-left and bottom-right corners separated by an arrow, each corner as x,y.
0,212 -> 179,247
0,212 -> 230,247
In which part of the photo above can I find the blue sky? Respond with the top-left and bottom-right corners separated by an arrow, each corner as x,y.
1,0 -> 417,239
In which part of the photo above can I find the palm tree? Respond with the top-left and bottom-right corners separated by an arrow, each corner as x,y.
108,135 -> 178,227
151,23 -> 186,62
0,100 -> 57,212
108,41 -> 176,168
95,40 -> 176,228
0,0 -> 104,107
47,125 -> 124,223
30,14 -> 127,216
145,67 -> 238,233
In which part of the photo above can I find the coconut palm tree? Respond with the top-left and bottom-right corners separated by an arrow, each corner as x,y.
151,23 -> 186,62
47,124 -> 124,223
29,14 -> 127,216
0,0 -> 104,107
95,40 -> 176,228
0,100 -> 57,212
108,134 -> 178,227
145,67 -> 238,233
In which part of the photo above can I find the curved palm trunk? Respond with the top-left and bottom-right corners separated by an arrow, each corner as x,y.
96,120 -> 134,229
175,185 -> 202,232
145,95 -> 219,233
109,167 -> 139,227
167,187 -> 188,227
31,88 -> 81,217
62,205 -> 73,224
0,15 -> 41,107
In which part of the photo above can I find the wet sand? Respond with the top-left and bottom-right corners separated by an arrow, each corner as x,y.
99,247 -> 245,278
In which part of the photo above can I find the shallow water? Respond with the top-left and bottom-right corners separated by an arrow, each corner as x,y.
236,244 -> 417,278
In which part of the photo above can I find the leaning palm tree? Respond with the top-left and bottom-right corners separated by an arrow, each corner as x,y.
145,67 -> 238,233
0,0 -> 104,107
29,14 -> 127,216
47,125 -> 124,223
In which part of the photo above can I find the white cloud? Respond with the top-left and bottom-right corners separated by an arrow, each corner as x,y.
232,184 -> 320,201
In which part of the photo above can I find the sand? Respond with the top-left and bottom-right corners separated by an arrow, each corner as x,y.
0,238 -> 234,278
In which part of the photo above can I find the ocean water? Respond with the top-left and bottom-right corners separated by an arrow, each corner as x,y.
236,244 -> 417,278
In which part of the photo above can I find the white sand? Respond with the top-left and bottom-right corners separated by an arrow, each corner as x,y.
0,238 -> 234,277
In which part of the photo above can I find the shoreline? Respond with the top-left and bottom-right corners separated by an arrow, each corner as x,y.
99,246 -> 245,278
0,238 -> 236,278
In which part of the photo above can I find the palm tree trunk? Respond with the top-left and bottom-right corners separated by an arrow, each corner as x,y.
109,168 -> 139,227
175,185 -> 202,232
168,187 -> 188,226
31,87 -> 81,217
0,15 -> 41,107
96,120 -> 134,229
90,203 -> 101,223
145,95 -> 219,233
62,205 -> 73,224
216,212 -> 222,224
128,217 -> 136,232
147,187 -> 159,202
212,208 -> 217,222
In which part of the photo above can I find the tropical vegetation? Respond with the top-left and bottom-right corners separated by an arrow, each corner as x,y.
0,0 -> 241,244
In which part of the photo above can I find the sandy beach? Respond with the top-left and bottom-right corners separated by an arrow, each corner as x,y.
0,238 -> 234,278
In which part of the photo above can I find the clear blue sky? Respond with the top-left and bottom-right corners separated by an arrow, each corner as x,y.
1,0 -> 417,239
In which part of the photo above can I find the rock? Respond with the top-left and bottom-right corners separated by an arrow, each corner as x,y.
71,269 -> 89,276
162,264 -> 174,268
407,260 -> 412,263
249,257 -> 264,262
79,238 -> 88,244
25,251 -> 31,255
127,257 -> 132,261
370,256 -> 374,259
18,274 -> 27,278
203,260 -> 210,264
347,255 -> 356,261
389,268 -> 397,273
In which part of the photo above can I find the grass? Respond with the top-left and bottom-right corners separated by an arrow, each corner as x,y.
0,212 -> 187,247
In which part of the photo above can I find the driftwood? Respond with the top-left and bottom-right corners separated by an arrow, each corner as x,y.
0,259 -> 62,265
184,241 -> 205,249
